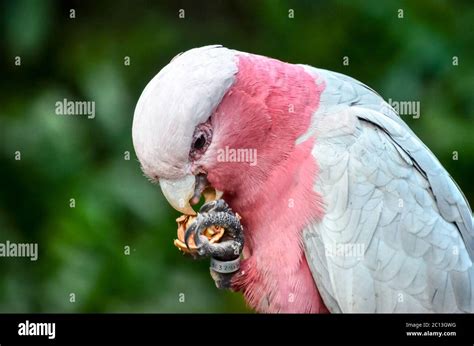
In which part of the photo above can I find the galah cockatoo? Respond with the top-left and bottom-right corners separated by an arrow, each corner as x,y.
132,45 -> 474,313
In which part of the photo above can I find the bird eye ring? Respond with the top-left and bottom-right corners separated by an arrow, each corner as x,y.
190,122 -> 212,159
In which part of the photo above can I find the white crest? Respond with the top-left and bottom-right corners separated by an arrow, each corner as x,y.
132,45 -> 238,179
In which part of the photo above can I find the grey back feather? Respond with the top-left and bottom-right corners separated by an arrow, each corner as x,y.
300,67 -> 473,313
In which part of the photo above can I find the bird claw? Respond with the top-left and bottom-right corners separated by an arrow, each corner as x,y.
184,199 -> 244,261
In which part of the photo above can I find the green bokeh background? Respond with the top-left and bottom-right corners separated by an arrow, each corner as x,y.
0,0 -> 473,312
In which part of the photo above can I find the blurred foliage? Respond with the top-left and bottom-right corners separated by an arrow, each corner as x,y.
0,0 -> 473,312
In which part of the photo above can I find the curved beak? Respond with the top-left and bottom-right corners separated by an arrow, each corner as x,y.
159,175 -> 197,215
159,174 -> 225,216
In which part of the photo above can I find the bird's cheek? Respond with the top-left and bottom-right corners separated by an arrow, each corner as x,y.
192,148 -> 236,193
190,149 -> 218,175
190,163 -> 207,176
206,170 -> 234,196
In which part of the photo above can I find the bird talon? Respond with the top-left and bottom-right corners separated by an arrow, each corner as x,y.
199,199 -> 231,214
183,199 -> 244,260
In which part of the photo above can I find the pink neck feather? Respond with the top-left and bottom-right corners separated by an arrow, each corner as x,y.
207,54 -> 327,313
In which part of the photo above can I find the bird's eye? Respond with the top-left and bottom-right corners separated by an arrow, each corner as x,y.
193,134 -> 206,150
190,122 -> 212,160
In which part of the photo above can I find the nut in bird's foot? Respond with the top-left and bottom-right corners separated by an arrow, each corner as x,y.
174,214 -> 225,254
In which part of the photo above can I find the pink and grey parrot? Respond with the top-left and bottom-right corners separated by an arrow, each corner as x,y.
132,45 -> 474,313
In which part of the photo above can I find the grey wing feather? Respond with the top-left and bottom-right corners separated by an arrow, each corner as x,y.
300,67 -> 474,312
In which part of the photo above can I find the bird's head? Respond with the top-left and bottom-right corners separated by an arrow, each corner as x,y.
132,45 -> 321,215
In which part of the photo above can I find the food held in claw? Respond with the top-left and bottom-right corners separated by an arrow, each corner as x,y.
174,214 -> 225,254
174,186 -> 227,253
